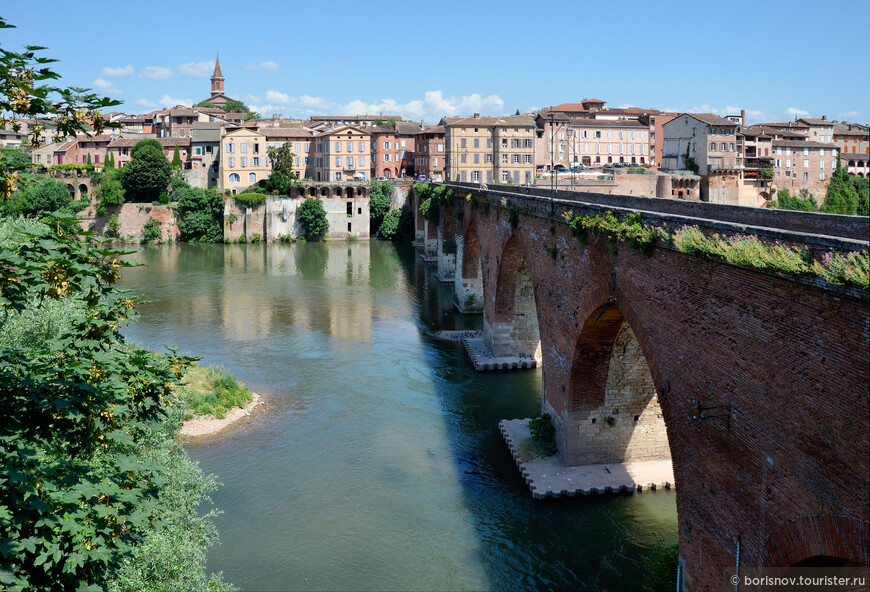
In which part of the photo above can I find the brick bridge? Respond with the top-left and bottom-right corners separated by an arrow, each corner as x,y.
412,182 -> 869,590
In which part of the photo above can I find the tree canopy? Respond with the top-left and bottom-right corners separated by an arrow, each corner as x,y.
120,140 -> 172,202
820,155 -> 859,215
264,142 -> 299,195
296,197 -> 329,239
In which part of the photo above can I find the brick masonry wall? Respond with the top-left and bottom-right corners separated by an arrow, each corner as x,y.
459,188 -> 869,589
84,203 -> 179,242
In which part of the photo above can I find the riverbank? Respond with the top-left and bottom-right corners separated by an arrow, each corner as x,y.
179,392 -> 266,440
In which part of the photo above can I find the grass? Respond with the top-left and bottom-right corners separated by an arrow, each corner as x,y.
517,436 -> 556,462
178,364 -> 253,420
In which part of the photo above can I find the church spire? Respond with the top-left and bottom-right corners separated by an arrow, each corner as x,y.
210,54 -> 225,98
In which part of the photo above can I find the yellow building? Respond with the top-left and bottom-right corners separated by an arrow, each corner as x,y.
443,114 -> 536,185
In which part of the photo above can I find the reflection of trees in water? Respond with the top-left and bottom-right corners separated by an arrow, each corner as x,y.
369,241 -> 415,293
174,243 -> 225,272
295,243 -> 329,279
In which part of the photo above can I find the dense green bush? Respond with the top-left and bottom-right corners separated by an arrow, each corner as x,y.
178,365 -> 253,420
821,156 -> 858,215
233,192 -> 267,207
141,218 -> 162,244
175,186 -> 224,242
7,177 -> 75,216
95,168 -> 126,216
853,176 -> 869,216
769,188 -> 817,212
297,197 -> 329,239
369,181 -> 392,232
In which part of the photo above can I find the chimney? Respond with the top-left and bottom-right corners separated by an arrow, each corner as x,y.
821,115 -> 827,121
473,113 -> 480,119
741,109 -> 746,126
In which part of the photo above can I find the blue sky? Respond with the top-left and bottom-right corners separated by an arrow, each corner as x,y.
3,0 -> 868,124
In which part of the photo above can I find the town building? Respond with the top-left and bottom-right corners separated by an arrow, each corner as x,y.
834,122 -> 869,176
662,113 -> 740,175
107,137 -> 192,169
369,121 -> 421,179
443,113 -> 535,185
414,125 -> 446,182
308,115 -> 401,130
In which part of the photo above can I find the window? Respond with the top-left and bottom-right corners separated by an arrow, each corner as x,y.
347,142 -> 353,152
803,172 -> 808,181
486,139 -> 492,148
776,147 -> 781,155
607,131 -> 613,138
433,157 -> 438,166
786,159 -> 791,168
384,154 -> 391,162
335,142 -> 341,152
729,143 -> 735,151
619,131 -> 624,139
473,138 -> 479,148
358,156 -> 364,166
785,147 -> 791,155
820,148 -> 825,156
819,171 -> 825,180
241,143 -> 247,153
334,172 -> 342,181
803,159 -> 809,168
437,144 -> 443,152
227,143 -> 234,153
460,139 -> 466,148
524,139 -> 533,148
401,140 -> 405,148
710,142 -> 717,151
242,157 -> 248,167
229,173 -> 240,183
472,171 -> 480,182
501,154 -> 508,163
523,154 -> 531,164
512,154 -> 520,164
253,157 -> 260,166
502,171 -> 509,182
359,142 -> 364,152
474,154 -> 479,164
249,173 -> 256,183
196,147 -> 202,155
776,159 -> 781,167
485,154 -> 493,163
229,157 -> 235,167
336,157 -> 341,166
803,147 -> 809,156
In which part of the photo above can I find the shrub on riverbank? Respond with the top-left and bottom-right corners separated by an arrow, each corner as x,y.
178,364 -> 253,420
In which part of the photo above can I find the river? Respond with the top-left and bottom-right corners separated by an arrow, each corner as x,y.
119,241 -> 677,592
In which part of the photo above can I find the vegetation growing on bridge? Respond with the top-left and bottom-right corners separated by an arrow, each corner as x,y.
562,209 -> 869,289
416,183 -> 455,224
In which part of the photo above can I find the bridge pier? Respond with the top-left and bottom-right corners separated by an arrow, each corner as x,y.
435,207 -> 456,282
413,190 -> 425,247
453,223 -> 483,313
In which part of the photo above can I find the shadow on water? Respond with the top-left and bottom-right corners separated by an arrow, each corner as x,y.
407,251 -> 678,591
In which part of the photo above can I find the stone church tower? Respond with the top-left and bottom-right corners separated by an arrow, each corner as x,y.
206,55 -> 230,105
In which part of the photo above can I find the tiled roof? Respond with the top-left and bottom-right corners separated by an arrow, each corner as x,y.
396,121 -> 424,135
213,56 -> 222,78
169,108 -> 197,117
263,128 -> 314,139
798,118 -> 833,126
756,121 -> 810,129
537,112 -> 571,122
583,98 -> 606,104
683,113 -> 739,126
598,107 -> 664,116
833,122 -> 869,135
311,114 -> 402,122
541,103 -> 590,113
108,137 -> 191,148
416,125 -> 445,135
568,119 -> 648,128
771,139 -> 832,148
443,114 -> 535,127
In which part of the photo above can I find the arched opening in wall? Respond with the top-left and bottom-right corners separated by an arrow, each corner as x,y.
492,235 -> 541,361
309,187 -> 315,197
320,187 -> 328,197
566,303 -> 671,466
66,184 -> 75,197
462,220 -> 480,280
356,187 -> 363,196
383,169 -> 391,179
78,184 -> 88,200
792,556 -> 863,567
345,187 -> 354,197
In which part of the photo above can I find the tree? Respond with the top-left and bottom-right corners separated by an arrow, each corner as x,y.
175,186 -> 224,242
120,140 -> 172,202
264,142 -> 298,195
94,168 -> 125,215
369,180 -> 391,233
296,197 -> 329,239
13,177 -> 74,215
86,152 -> 92,166
171,145 -> 181,169
820,155 -> 859,215
105,151 -> 115,169
198,99 -> 259,121
1,17 -> 120,198
769,188 -> 817,212
515,109 -> 521,115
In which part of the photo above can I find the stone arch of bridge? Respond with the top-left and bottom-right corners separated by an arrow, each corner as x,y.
765,514 -> 869,567
461,217 -> 480,280
487,231 -> 541,361
559,295 -> 672,467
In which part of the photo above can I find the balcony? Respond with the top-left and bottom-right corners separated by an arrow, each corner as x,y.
344,164 -> 356,171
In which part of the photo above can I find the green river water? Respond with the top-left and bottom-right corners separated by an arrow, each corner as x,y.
119,241 -> 677,592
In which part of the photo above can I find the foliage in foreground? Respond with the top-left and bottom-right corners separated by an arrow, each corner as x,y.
769,188 -> 817,212
369,181 -> 392,233
378,208 -> 414,242
178,365 -> 252,420
0,215 -> 233,590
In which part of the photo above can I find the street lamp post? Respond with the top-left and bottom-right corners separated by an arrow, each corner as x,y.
549,113 -> 555,192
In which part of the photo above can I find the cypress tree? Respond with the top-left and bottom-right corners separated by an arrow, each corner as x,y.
86,152 -> 92,166
172,145 -> 181,169
105,152 -> 114,169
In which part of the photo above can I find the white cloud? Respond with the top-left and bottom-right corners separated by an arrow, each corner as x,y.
251,89 -> 505,122
786,107 -> 810,118
838,110 -> 859,120
139,66 -> 174,80
617,103 -> 636,109
246,61 -> 280,71
101,64 -> 134,77
92,78 -> 122,95
178,61 -> 214,77
131,94 -> 194,113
